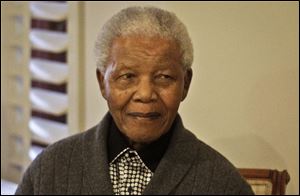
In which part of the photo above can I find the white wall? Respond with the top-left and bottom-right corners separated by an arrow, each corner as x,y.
82,2 -> 299,194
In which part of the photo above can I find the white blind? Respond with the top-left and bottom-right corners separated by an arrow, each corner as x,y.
28,1 -> 69,158
1,2 -> 82,184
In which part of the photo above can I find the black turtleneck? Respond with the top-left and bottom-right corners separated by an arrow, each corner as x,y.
107,119 -> 174,172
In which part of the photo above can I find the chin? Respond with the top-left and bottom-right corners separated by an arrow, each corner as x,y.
126,131 -> 163,144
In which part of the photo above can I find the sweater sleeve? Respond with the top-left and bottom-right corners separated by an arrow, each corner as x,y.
15,158 -> 38,195
224,168 -> 254,195
15,167 -> 34,195
15,151 -> 42,195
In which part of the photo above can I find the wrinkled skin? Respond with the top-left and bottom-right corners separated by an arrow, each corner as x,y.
97,35 -> 192,149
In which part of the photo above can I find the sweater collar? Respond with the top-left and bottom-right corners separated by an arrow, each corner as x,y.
83,112 -> 198,195
107,116 -> 174,172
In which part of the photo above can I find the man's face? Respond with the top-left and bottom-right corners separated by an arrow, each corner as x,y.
97,35 -> 192,144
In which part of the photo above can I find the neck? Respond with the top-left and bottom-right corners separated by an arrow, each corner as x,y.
128,140 -> 148,151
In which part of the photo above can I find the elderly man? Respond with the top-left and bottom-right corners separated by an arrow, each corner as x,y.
16,6 -> 254,195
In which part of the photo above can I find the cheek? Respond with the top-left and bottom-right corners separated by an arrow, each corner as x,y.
107,88 -> 132,110
159,87 -> 183,110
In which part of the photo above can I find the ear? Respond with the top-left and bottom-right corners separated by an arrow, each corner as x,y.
96,69 -> 107,100
181,68 -> 193,101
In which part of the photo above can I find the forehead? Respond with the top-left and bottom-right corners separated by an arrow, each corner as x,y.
110,35 -> 181,67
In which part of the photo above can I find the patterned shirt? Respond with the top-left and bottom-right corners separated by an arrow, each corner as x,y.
109,148 -> 153,195
107,121 -> 173,195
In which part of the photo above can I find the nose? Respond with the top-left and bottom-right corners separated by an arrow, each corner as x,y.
133,78 -> 157,103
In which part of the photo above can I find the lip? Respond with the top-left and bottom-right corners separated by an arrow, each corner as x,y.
127,112 -> 161,120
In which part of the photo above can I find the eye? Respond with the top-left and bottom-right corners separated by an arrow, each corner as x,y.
118,73 -> 135,80
156,74 -> 174,80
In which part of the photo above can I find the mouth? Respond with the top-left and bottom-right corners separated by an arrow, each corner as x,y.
127,112 -> 162,120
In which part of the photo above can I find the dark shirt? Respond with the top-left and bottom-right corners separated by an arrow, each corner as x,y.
107,119 -> 173,172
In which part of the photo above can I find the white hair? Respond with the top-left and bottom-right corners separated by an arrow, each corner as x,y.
94,6 -> 193,72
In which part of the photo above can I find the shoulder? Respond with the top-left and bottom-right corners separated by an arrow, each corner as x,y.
29,124 -> 99,176
16,113 -> 113,194
38,112 -> 113,159
183,129 -> 253,194
40,124 -> 98,159
15,125 -> 99,195
182,129 -> 238,175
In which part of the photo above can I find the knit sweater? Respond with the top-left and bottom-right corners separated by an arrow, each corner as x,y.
15,113 -> 254,195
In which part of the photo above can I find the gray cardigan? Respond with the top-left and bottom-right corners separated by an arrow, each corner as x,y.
16,113 -> 254,195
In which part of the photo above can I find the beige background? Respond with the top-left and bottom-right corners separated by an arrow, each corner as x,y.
80,2 -> 298,194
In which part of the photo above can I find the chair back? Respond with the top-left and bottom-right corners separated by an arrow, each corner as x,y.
238,168 -> 290,195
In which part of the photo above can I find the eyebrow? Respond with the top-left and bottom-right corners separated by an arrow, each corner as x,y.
115,63 -> 134,71
115,58 -> 178,73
